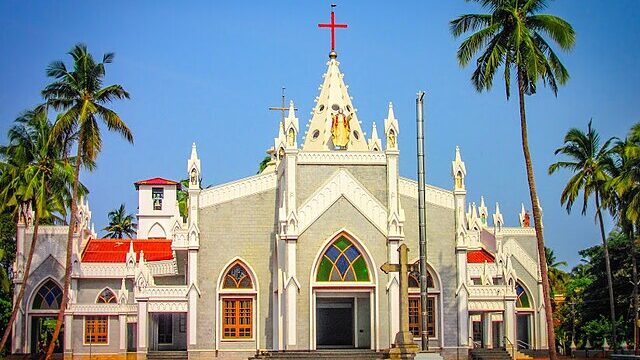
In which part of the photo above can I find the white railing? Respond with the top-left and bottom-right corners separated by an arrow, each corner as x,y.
467,285 -> 516,299
296,151 -> 387,165
69,303 -> 137,314
136,286 -> 189,300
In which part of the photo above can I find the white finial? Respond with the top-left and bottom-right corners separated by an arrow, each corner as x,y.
368,122 -> 382,151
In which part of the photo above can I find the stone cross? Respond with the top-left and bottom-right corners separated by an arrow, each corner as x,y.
381,244 -> 419,359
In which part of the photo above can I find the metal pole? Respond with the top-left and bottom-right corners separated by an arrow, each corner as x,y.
416,90 -> 429,351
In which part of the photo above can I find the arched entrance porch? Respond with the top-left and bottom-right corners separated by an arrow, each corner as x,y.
309,231 -> 378,350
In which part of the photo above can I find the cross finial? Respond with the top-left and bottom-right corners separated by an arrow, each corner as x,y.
318,4 -> 348,54
269,87 -> 297,124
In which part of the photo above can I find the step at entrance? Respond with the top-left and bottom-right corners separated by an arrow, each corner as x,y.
148,350 -> 188,360
250,349 -> 385,360
470,348 -> 514,360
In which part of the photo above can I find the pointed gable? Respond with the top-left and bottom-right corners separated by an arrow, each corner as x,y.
301,53 -> 368,151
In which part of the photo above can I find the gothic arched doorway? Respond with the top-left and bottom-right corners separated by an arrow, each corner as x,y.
310,231 -> 377,350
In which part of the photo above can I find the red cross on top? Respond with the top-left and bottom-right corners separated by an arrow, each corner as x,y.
318,5 -> 348,51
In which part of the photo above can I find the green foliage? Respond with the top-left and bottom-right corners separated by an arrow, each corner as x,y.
556,230 -> 636,346
450,0 -> 575,99
258,155 -> 271,174
177,178 -> 189,222
0,212 -> 15,296
102,203 -> 137,239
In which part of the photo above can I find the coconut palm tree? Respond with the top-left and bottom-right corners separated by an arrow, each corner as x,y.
0,108 -> 76,351
42,44 -> 132,359
450,1 -> 575,356
545,246 -> 568,296
609,124 -> 640,350
103,204 -> 137,239
549,120 -> 617,346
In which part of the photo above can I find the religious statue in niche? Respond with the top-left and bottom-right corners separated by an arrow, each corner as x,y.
523,212 -> 531,227
455,171 -> 463,189
388,129 -> 396,149
481,213 -> 487,225
331,109 -> 351,149
287,128 -> 295,147
190,168 -> 198,185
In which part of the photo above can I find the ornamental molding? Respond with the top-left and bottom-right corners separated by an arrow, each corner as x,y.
296,151 -> 387,165
148,260 -> 178,275
398,177 -> 455,209
468,300 -> 504,311
297,169 -> 387,235
136,285 -> 189,300
69,303 -> 137,315
468,263 -> 499,278
199,172 -> 276,208
468,285 -> 516,300
502,238 -> 539,280
500,227 -> 537,236
147,301 -> 188,312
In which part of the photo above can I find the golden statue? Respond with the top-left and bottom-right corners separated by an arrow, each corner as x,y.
331,110 -> 351,149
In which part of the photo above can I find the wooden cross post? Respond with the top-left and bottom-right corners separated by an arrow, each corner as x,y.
381,244 -> 419,359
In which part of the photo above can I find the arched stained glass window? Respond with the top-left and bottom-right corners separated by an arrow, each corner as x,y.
223,263 -> 253,289
516,283 -> 531,308
97,289 -> 117,303
32,279 -> 62,310
316,236 -> 369,282
408,272 -> 434,289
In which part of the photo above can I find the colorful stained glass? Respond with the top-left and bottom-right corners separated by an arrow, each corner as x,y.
32,280 -> 62,310
223,263 -> 253,289
316,236 -> 370,282
516,283 -> 531,308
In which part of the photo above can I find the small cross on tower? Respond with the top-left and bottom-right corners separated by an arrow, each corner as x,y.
318,4 -> 348,52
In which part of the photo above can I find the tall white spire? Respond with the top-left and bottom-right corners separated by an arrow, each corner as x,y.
301,54 -> 368,151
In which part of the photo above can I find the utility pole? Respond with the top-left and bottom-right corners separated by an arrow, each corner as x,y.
416,91 -> 429,351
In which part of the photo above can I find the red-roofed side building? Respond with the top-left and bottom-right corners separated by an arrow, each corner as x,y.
81,238 -> 174,263
467,249 -> 495,263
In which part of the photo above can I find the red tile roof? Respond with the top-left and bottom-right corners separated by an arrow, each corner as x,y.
134,177 -> 181,190
82,239 -> 174,263
467,249 -> 495,263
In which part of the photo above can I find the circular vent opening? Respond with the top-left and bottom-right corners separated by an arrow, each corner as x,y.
312,130 -> 320,140
318,104 -> 325,112
353,130 -> 360,140
331,104 -> 340,111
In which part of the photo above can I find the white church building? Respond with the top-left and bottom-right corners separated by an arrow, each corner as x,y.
10,43 -> 549,360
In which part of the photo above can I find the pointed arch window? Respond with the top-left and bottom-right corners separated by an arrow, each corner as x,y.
408,262 -> 438,339
32,280 -> 62,310
223,263 -> 253,289
516,283 -> 531,309
316,236 -> 369,282
97,289 -> 117,304
220,261 -> 255,340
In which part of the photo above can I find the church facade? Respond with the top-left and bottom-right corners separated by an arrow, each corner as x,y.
10,49 -> 549,360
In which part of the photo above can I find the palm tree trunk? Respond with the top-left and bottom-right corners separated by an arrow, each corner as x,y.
0,207 -> 40,351
630,226 -> 638,354
517,69 -> 557,360
595,191 -> 617,348
45,135 -> 83,360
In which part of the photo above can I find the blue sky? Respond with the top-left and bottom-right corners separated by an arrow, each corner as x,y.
1,1 -> 638,269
